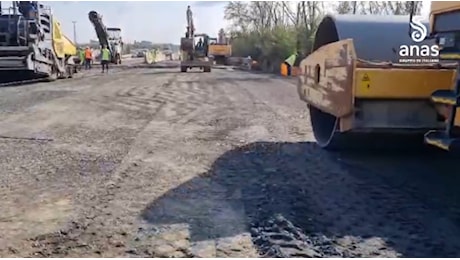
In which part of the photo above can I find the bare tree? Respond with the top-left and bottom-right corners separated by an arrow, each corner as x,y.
336,1 -> 358,14
336,1 -> 422,15
224,1 -> 296,69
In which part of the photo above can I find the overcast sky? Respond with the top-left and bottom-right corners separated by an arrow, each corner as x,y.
2,1 -> 432,44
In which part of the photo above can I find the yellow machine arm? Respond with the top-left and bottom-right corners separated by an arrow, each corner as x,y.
52,19 -> 77,58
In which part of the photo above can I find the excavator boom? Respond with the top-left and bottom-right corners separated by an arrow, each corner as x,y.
186,6 -> 194,39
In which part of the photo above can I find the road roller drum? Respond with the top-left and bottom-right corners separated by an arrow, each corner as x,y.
297,14 -> 458,149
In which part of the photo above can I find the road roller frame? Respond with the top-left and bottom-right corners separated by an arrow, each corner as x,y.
298,14 -> 460,150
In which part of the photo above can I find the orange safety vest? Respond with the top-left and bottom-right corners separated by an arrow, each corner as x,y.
85,49 -> 92,59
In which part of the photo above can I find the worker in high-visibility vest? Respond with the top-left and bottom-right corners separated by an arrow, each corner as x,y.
101,45 -> 111,73
78,48 -> 85,65
84,46 -> 92,70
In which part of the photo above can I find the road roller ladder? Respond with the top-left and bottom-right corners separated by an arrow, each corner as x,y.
421,16 -> 460,152
424,61 -> 460,151
412,0 -> 460,152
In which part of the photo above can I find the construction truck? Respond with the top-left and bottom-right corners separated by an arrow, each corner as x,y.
0,1 -> 79,83
208,28 -> 232,65
297,1 -> 460,152
180,5 -> 212,73
88,11 -> 123,64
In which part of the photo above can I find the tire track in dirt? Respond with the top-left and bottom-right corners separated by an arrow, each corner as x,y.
112,74 -> 168,111
151,73 -> 218,124
0,74 -> 139,247
15,70 -> 187,257
28,69 -> 264,258
0,69 -> 177,257
135,70 -> 262,257
135,70 -> 304,257
9,67 -> 456,258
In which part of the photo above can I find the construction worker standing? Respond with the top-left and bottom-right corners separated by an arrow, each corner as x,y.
84,46 -> 92,70
101,45 -> 111,73
78,48 -> 85,65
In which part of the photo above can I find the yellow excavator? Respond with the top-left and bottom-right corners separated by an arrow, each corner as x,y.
297,1 -> 460,152
208,28 -> 232,65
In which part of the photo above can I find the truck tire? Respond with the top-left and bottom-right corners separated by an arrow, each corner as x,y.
203,66 -> 211,73
180,66 -> 187,72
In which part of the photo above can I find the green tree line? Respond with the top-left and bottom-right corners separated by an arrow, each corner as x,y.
224,1 -> 422,72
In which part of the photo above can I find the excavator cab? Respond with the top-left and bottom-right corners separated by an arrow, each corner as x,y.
195,37 -> 203,50
193,33 -> 209,57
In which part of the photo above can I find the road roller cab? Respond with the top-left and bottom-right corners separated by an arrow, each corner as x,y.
298,13 -> 460,151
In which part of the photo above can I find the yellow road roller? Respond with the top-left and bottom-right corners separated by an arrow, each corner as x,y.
297,1 -> 460,152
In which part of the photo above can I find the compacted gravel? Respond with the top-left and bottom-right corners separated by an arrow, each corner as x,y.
0,63 -> 459,257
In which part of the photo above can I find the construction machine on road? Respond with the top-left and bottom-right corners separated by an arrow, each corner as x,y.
208,28 -> 232,65
180,5 -> 212,73
297,1 -> 460,152
0,1 -> 79,83
88,11 -> 123,64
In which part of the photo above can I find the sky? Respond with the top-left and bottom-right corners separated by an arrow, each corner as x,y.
2,1 -> 229,44
2,0 -> 432,44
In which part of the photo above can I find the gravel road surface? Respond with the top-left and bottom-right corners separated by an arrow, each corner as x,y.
0,63 -> 460,257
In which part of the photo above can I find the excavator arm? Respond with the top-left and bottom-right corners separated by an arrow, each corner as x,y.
186,6 -> 194,39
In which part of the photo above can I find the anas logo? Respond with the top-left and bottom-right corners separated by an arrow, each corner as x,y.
409,19 -> 427,43
399,18 -> 439,63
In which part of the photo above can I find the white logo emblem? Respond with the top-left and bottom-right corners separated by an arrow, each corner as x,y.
409,19 -> 427,43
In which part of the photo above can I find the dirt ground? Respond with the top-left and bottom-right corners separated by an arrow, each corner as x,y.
1,62 -> 460,257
